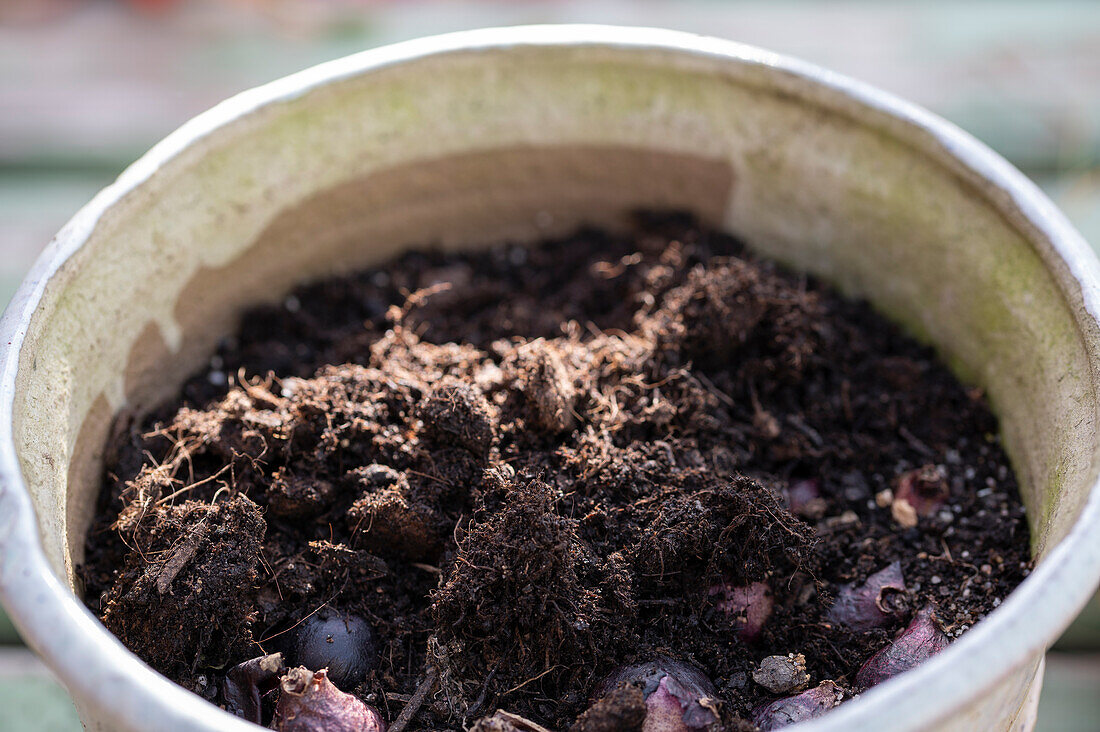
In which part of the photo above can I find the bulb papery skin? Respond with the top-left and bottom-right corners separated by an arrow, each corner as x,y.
894,466 -> 949,517
708,580 -> 774,641
223,652 -> 285,724
594,658 -> 720,732
751,681 -> 843,731
273,667 -> 387,732
784,479 -> 826,519
828,562 -> 907,630
855,606 -> 949,689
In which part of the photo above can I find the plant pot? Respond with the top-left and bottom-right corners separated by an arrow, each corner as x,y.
0,25 -> 1098,732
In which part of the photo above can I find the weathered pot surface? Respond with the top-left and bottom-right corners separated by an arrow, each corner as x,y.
0,25 -> 1099,732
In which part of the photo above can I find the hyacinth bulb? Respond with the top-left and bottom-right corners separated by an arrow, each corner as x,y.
855,606 -> 949,689
827,562 -> 907,631
223,652 -> 285,724
894,465 -> 949,519
708,580 -> 774,641
273,667 -> 387,732
293,610 -> 378,689
595,658 -> 720,732
751,681 -> 843,731
784,478 -> 825,519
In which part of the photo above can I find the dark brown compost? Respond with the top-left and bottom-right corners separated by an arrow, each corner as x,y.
82,213 -> 1030,730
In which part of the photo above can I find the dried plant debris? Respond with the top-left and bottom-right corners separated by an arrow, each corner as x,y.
82,213 -> 1030,730
273,667 -> 386,732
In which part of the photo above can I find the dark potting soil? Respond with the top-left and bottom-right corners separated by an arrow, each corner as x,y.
81,213 -> 1031,731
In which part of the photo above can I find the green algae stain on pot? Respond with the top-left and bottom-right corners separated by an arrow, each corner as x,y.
1041,460 -> 1070,553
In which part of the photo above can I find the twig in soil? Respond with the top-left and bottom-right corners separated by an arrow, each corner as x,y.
258,549 -> 284,601
694,371 -> 735,407
155,522 -> 209,594
480,711 -> 554,732
155,463 -> 232,506
787,415 -> 824,447
406,468 -> 451,486
762,505 -> 805,539
410,563 -> 442,575
899,426 -> 935,458
237,368 -> 285,407
389,283 -> 453,324
387,667 -> 438,732
467,666 -> 498,717
502,665 -> 563,697
257,590 -> 339,646
384,692 -> 412,702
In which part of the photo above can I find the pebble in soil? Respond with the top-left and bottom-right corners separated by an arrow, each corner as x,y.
81,212 -> 1030,730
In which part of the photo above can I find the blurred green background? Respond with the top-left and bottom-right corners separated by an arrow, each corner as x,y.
2,1 -> 1100,730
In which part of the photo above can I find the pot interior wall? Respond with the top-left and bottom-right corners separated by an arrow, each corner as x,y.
9,43 -> 1097,596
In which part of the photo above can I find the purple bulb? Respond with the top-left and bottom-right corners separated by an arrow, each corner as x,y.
223,652 -> 285,724
595,658 -> 720,732
708,580 -> 773,641
856,606 -> 949,689
273,667 -> 387,732
752,681 -> 843,731
893,465 -> 949,521
828,562 -> 907,631
784,479 -> 825,519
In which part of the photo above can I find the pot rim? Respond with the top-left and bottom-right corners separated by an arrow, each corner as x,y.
1,24 -> 1099,731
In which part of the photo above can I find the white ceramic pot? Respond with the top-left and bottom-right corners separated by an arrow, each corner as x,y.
1,25 -> 1099,732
